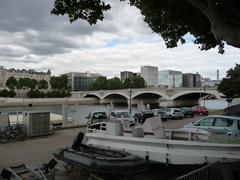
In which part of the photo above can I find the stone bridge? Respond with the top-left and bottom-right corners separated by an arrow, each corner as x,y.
72,87 -> 222,107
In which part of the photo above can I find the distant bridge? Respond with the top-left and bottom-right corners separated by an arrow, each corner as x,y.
72,87 -> 223,107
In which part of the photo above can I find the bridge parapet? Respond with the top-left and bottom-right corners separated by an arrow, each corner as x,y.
73,87 -> 220,102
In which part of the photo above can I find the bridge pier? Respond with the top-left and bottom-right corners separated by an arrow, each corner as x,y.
100,98 -> 128,105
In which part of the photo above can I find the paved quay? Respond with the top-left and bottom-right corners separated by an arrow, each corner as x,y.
0,117 -> 199,169
0,127 -> 85,169
0,117 -> 202,179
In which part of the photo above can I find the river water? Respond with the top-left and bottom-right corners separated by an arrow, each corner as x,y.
199,99 -> 228,110
0,99 -> 228,125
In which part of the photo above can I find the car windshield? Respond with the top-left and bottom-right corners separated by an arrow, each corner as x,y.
181,107 -> 190,110
157,111 -> 166,115
116,112 -> 131,118
93,112 -> 107,119
144,111 -> 154,114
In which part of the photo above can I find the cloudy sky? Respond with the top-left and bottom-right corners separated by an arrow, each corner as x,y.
0,0 -> 239,79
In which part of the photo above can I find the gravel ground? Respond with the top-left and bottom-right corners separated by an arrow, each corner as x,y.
0,116 -> 203,179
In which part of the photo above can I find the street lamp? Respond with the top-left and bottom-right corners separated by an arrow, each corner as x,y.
203,85 -> 206,108
129,88 -> 132,114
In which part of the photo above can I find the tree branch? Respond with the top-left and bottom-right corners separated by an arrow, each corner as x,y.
224,3 -> 240,22
184,0 -> 214,21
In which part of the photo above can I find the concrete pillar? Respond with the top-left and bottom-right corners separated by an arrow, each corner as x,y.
128,98 -> 132,114
62,103 -> 68,126
99,98 -> 104,104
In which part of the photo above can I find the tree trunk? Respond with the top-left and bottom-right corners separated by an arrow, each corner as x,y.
211,20 -> 240,48
185,0 -> 240,48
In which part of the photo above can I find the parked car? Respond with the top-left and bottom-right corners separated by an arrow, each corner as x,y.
133,110 -> 155,124
192,106 -> 208,116
166,108 -> 184,120
183,115 -> 240,136
180,107 -> 194,118
152,109 -> 169,121
110,110 -> 135,126
86,111 -> 108,124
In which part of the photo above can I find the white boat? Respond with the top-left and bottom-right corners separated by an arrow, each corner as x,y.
83,117 -> 240,165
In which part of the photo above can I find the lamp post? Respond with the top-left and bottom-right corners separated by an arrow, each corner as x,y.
203,85 -> 206,108
129,88 -> 132,114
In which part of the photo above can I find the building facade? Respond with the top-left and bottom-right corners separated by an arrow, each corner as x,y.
64,72 -> 101,91
158,70 -> 182,88
140,66 -> 158,87
182,73 -> 194,87
193,73 -> 202,87
120,71 -> 137,81
0,66 -> 51,88
183,73 -> 202,87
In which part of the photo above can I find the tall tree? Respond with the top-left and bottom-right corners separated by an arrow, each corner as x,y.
29,79 -> 38,89
131,76 -> 146,88
60,74 -> 69,90
51,0 -> 240,52
38,79 -> 49,89
18,78 -> 31,89
6,76 -> 17,90
0,89 -> 9,97
218,64 -> 240,101
50,75 -> 69,90
107,77 -> 122,90
88,76 -> 108,90
123,76 -> 146,88
8,90 -> 16,97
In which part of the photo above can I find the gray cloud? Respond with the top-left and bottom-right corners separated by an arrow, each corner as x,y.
0,0 -> 239,79
0,0 -> 122,56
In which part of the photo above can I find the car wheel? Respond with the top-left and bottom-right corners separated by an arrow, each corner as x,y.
180,117 -> 183,120
191,114 -> 194,118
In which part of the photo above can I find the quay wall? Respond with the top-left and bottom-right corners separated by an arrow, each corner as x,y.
0,97 -> 98,107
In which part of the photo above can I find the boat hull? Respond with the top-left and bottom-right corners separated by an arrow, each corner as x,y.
84,133 -> 240,165
54,147 -> 149,175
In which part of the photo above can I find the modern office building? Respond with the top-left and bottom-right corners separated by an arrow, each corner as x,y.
0,66 -> 51,88
64,72 -> 101,91
120,71 -> 137,81
193,73 -> 202,87
158,70 -> 182,88
183,73 -> 202,87
182,73 -> 194,87
140,66 -> 158,87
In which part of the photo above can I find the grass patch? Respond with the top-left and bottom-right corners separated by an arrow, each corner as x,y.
208,109 -> 224,115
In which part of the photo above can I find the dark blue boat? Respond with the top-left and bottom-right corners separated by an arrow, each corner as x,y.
53,132 -> 149,175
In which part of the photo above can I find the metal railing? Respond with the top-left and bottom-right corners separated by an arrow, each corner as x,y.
176,164 -> 213,180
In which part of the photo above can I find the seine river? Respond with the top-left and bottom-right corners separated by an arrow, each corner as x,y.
0,99 -> 228,125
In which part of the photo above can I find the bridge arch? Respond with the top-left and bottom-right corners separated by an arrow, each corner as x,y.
171,90 -> 220,100
102,92 -> 129,100
102,92 -> 129,105
83,93 -> 101,99
132,91 -> 169,100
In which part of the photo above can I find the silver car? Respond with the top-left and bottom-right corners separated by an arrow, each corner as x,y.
110,110 -> 135,126
184,115 -> 240,136
166,108 -> 184,120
